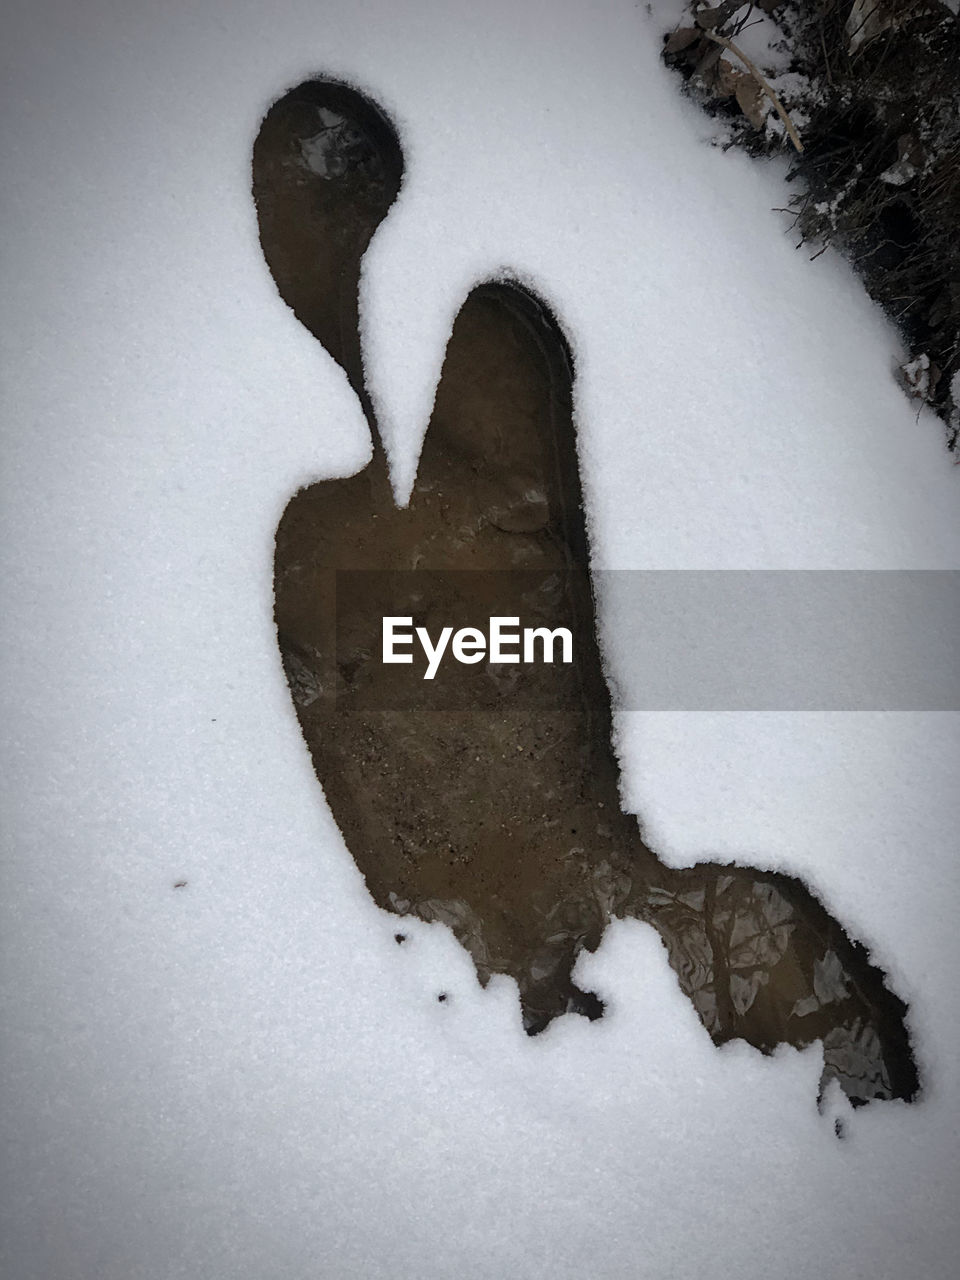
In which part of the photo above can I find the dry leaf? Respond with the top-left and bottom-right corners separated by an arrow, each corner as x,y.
695,6 -> 726,31
695,43 -> 724,77
735,77 -> 768,129
664,26 -> 701,54
713,58 -> 744,98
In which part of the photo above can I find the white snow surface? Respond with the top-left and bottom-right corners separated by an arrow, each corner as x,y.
2,1 -> 958,1278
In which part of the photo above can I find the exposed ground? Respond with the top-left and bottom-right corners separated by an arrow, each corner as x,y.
257,76 -> 920,1103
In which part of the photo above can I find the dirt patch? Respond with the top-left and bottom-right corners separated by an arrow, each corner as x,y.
255,77 -> 919,1105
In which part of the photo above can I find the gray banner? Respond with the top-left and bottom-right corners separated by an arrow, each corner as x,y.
332,569 -> 960,711
598,571 -> 960,710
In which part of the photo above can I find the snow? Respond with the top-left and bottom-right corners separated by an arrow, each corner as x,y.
2,1 -> 958,1278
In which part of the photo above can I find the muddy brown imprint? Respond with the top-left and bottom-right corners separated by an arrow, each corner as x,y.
255,78 -> 919,1107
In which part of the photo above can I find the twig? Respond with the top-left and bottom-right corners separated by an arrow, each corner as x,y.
819,18 -> 834,89
702,30 -> 805,153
